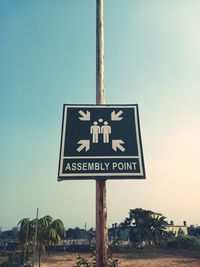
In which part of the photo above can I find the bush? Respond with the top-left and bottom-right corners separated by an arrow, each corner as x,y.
177,236 -> 200,250
161,235 -> 200,250
0,251 -> 31,267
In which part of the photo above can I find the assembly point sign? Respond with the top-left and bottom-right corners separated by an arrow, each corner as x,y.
58,104 -> 145,180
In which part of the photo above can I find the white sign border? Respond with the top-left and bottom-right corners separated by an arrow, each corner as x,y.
58,105 -> 145,179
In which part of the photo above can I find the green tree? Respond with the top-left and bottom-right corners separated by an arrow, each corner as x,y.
122,208 -> 168,247
149,215 -> 168,245
18,215 -> 66,267
18,217 -> 33,265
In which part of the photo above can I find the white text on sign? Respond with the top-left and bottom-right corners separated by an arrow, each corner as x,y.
65,161 -> 137,172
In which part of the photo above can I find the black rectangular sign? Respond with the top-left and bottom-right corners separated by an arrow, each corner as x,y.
58,105 -> 145,180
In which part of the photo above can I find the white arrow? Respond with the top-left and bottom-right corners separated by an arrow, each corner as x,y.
78,110 -> 90,121
77,140 -> 90,152
112,140 -> 125,152
111,110 -> 123,121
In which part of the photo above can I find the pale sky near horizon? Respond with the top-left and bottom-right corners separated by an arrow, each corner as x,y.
1,0 -> 200,231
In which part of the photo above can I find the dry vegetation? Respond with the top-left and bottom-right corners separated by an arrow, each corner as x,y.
18,250 -> 200,267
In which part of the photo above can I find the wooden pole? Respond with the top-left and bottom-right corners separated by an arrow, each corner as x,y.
96,0 -> 105,105
96,0 -> 108,266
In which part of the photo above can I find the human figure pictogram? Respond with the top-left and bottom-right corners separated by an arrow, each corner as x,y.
90,121 -> 100,143
101,121 -> 111,143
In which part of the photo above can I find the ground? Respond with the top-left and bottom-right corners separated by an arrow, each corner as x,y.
40,252 -> 200,267
1,249 -> 200,266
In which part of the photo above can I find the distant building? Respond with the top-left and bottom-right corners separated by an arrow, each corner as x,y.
109,223 -> 130,241
1,227 -> 18,241
166,221 -> 188,236
109,219 -> 188,242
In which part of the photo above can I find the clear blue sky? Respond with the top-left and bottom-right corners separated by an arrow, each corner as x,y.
1,0 -> 200,230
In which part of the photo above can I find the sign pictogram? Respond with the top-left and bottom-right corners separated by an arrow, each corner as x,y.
58,104 -> 145,180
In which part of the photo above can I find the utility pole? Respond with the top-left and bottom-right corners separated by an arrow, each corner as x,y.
32,208 -> 39,267
96,0 -> 108,266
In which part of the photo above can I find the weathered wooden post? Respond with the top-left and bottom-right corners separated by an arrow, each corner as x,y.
96,0 -> 108,266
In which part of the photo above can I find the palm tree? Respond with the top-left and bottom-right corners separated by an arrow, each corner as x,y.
49,219 -> 66,245
149,215 -> 168,245
36,215 -> 53,267
124,208 -> 168,247
37,216 -> 66,267
18,218 -> 34,265
18,215 -> 66,267
128,208 -> 153,246
18,218 -> 30,245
